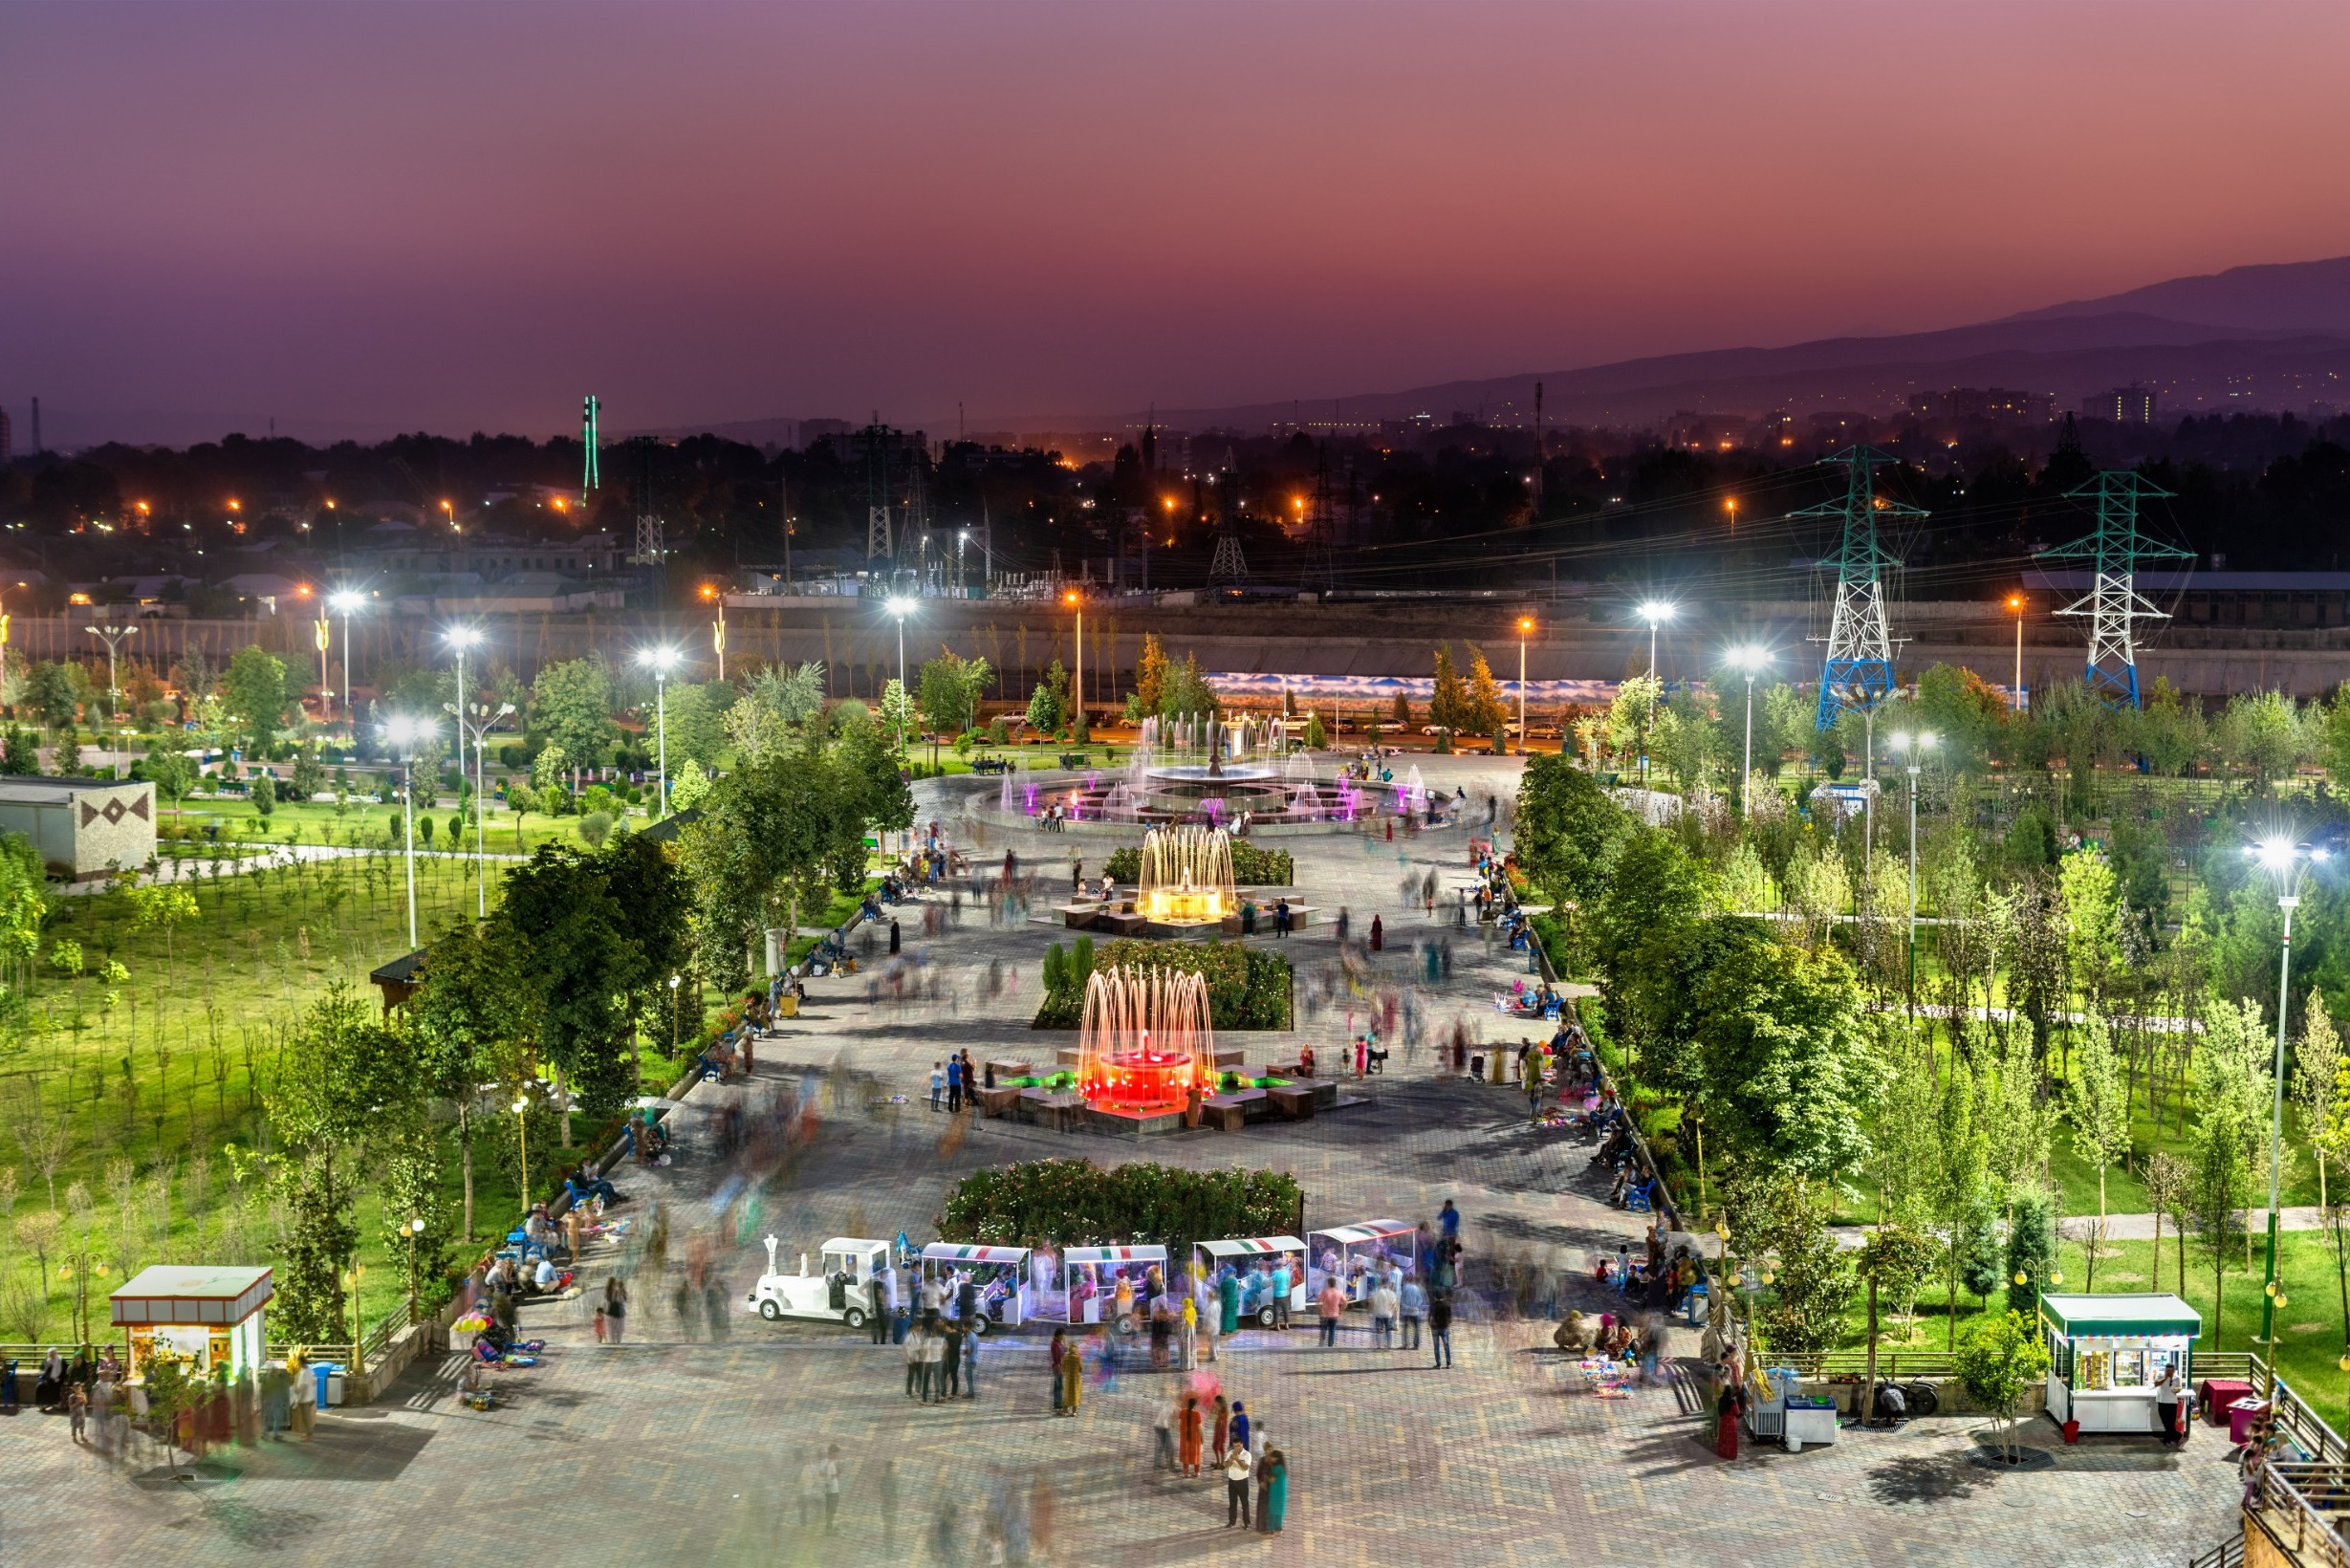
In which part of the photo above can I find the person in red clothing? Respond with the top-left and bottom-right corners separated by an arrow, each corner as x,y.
1316,1278 -> 1347,1348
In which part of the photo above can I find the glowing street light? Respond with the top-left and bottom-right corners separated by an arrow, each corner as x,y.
1515,617 -> 1534,754
2245,836 -> 2329,1356
636,646 -> 683,815
381,714 -> 438,948
1726,646 -> 1771,816
1891,730 -> 1936,996
1637,599 -> 1676,677
1062,589 -> 1086,744
328,590 -> 366,724
884,596 -> 916,755
2006,592 -> 2028,712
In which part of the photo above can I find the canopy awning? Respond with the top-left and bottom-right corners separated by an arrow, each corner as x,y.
111,1266 -> 272,1327
1063,1245 -> 1167,1265
1313,1221 -> 1414,1246
924,1244 -> 1029,1265
1198,1235 -> 1306,1257
2039,1293 -> 2202,1340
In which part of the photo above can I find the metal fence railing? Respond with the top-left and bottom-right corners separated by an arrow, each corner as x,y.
2254,1464 -> 2350,1568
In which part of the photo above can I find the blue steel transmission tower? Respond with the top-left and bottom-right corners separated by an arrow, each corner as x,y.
1799,446 -> 1924,730
2038,470 -> 2190,708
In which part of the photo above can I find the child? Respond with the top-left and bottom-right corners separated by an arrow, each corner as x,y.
594,1306 -> 609,1344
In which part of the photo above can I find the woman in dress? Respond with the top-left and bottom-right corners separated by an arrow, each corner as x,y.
1210,1394 -> 1231,1467
1714,1361 -> 1746,1460
1262,1448 -> 1289,1533
1178,1392 -> 1205,1477
1057,1334 -> 1083,1416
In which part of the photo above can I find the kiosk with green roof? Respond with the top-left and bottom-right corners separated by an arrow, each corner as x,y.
2038,1293 -> 2201,1436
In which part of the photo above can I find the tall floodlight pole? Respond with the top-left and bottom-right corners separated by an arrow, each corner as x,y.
884,598 -> 915,757
1892,730 -> 1935,999
1635,600 -> 1675,786
446,694 -> 515,919
1516,617 -> 1534,754
1063,590 -> 1085,742
2038,471 -> 2192,709
382,715 -> 435,948
1797,446 -> 1922,731
2005,593 -> 2027,712
1727,647 -> 1770,816
637,647 -> 681,815
2247,838 -> 2326,1356
330,591 -> 365,729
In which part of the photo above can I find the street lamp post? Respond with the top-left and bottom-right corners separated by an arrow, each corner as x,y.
710,591 -> 727,682
2007,593 -> 2026,712
381,715 -> 435,948
512,1095 -> 532,1207
883,597 -> 915,757
636,647 -> 682,815
1516,617 -> 1534,754
404,1215 -> 426,1321
1063,590 -> 1085,744
1892,730 -> 1936,1000
1637,599 -> 1676,679
1728,647 -> 1770,817
447,697 -> 515,918
329,591 -> 365,730
2248,837 -> 2328,1354
83,622 -> 137,768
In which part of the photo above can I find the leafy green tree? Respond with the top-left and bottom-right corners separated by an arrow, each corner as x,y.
1728,1171 -> 1852,1358
1651,686 -> 1719,794
530,657 -> 619,773
668,757 -> 712,812
1427,644 -> 1469,737
1302,711 -> 1328,750
1025,660 -> 1070,736
916,650 -> 991,738
1955,1311 -> 2053,1464
26,661 -> 85,735
726,661 -> 827,762
1857,1223 -> 1940,1417
135,739 -> 196,817
1754,682 -> 1811,777
2003,1185 -> 2057,1317
1691,933 -> 1877,1182
1513,754 -> 1627,911
1926,1060 -> 1990,1347
1912,663 -> 2008,777
1602,673 -> 1660,764
266,984 -> 415,1341
1159,653 -> 1215,720
598,830 -> 693,1073
223,645 -> 290,752
2216,689 -> 2308,793
0,727 -> 38,775
2125,676 -> 2207,776
658,681 -> 730,772
500,845 -> 642,1144
406,918 -> 535,1241
1129,634 -> 1169,719
2064,1014 -> 2131,1289
1463,647 -> 1511,740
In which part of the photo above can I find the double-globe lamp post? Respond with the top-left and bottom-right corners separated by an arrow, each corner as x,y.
2248,836 -> 2328,1355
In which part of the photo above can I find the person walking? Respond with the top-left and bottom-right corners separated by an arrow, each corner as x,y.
819,1444 -> 843,1534
962,1321 -> 978,1400
888,917 -> 902,954
1219,1268 -> 1241,1339
1429,1288 -> 1454,1369
1152,1400 -> 1177,1472
1270,1259 -> 1293,1330
941,1320 -> 964,1400
67,1382 -> 88,1444
1369,913 -> 1383,952
1050,1329 -> 1069,1415
603,1275 -> 628,1345
1210,1393 -> 1230,1466
905,1319 -> 927,1401
869,1275 -> 888,1344
1370,1275 -> 1400,1350
1058,1333 -> 1084,1417
797,1449 -> 824,1531
1316,1275 -> 1347,1348
1400,1273 -> 1427,1350
1179,1392 -> 1205,1477
1223,1441 -> 1253,1528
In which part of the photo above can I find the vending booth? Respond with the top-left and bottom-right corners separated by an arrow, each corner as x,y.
1307,1221 -> 1418,1304
1059,1245 -> 1167,1328
1194,1236 -> 1308,1326
2040,1293 -> 2201,1436
922,1243 -> 1034,1330
110,1265 -> 272,1381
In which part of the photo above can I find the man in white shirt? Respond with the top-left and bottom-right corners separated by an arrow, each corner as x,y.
1370,1278 -> 1400,1349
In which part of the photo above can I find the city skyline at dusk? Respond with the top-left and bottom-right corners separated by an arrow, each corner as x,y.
9,1 -> 2350,443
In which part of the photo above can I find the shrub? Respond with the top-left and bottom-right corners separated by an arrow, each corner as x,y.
939,1158 -> 1303,1252
1102,840 -> 1292,886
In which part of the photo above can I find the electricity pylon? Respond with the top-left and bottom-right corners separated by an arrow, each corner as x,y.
1798,446 -> 1922,730
862,421 -> 895,566
2040,471 -> 2191,708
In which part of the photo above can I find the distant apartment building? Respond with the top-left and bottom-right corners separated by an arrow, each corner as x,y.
1908,387 -> 2056,423
2084,385 -> 2159,425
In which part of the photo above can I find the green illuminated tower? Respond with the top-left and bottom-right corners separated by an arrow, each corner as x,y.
581,395 -> 600,497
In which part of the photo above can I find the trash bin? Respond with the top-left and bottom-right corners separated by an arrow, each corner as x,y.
312,1362 -> 338,1408
325,1370 -> 347,1406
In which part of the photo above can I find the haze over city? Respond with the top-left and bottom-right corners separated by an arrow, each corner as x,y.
10,0 -> 2350,443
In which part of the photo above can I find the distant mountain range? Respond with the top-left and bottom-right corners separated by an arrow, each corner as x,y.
1112,255 -> 2350,436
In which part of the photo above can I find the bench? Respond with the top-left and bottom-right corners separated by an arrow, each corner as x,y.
971,757 -> 1012,774
1201,1090 -> 1262,1132
985,1059 -> 1034,1082
1264,1084 -> 1317,1122
975,1085 -> 1025,1118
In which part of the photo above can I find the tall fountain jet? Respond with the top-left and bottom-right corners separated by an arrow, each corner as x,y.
1075,966 -> 1215,1112
1136,823 -> 1238,926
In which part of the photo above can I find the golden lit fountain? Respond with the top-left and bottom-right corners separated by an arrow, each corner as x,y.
1136,823 -> 1238,926
1075,966 -> 1215,1113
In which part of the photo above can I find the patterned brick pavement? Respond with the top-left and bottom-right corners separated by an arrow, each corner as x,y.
0,759 -> 2243,1565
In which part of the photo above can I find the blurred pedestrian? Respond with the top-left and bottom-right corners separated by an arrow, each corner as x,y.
820,1444 -> 842,1534
1050,1328 -> 1069,1414
604,1276 -> 628,1345
1058,1334 -> 1083,1416
1429,1289 -> 1454,1369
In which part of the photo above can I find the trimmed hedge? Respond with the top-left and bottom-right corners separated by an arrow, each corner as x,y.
1103,840 -> 1293,887
1033,937 -> 1291,1030
939,1158 -> 1303,1252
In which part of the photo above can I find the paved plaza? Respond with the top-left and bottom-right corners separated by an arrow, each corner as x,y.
0,756 -> 2245,1566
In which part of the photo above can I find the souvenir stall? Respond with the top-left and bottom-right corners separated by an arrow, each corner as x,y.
2040,1293 -> 2201,1436
1194,1236 -> 1308,1326
1058,1245 -> 1167,1328
1307,1220 -> 1418,1304
111,1265 -> 273,1381
922,1243 -> 1034,1329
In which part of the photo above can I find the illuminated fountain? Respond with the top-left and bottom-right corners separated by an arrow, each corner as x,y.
1137,823 -> 1237,926
1076,966 -> 1215,1114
